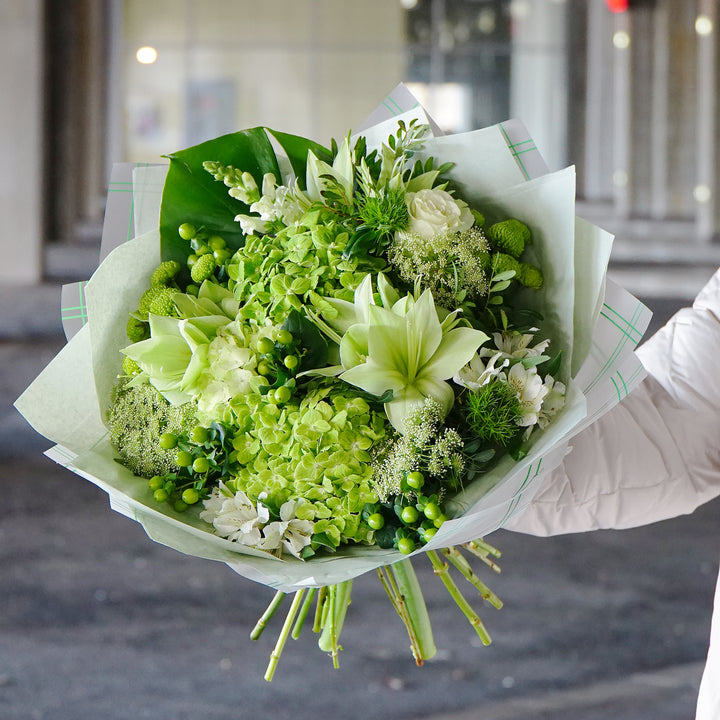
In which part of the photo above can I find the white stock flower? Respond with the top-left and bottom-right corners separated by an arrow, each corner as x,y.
200,485 -> 270,546
403,188 -> 474,240
506,363 -> 549,427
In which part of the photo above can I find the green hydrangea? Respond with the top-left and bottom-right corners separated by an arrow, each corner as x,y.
225,382 -> 387,549
227,216 -> 385,326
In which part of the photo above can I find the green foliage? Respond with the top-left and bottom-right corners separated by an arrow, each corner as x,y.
465,380 -> 523,446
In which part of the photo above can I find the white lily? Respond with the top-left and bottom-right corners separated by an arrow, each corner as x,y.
339,287 -> 488,432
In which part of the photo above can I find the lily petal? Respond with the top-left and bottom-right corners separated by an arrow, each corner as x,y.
420,326 -> 488,380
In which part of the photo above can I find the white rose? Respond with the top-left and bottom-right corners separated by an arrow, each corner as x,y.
404,188 -> 474,239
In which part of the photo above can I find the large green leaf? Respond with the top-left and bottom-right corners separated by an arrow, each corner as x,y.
159,128 -> 282,264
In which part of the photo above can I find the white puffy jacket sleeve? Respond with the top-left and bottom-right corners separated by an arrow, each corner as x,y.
506,268 -> 720,536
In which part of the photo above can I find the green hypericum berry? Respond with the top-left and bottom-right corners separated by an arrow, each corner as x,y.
274,386 -> 292,404
257,337 -> 275,355
367,513 -> 385,530
153,488 -> 169,503
277,330 -> 293,345
150,260 -> 182,287
433,514 -> 447,528
192,457 -> 210,474
181,488 -> 200,505
208,235 -> 226,251
516,262 -> 544,290
257,359 -> 272,376
190,253 -> 216,283
486,219 -> 531,258
283,355 -> 299,370
190,426 -> 209,444
126,316 -> 149,343
422,527 -> 437,542
178,223 -> 196,240
148,476 -> 164,491
173,500 -> 189,513
400,506 -> 419,524
423,502 -> 441,521
397,537 -> 415,555
159,433 -> 177,450
175,450 -> 193,467
406,471 -> 424,489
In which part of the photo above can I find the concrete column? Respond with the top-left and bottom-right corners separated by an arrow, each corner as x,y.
0,0 -> 44,284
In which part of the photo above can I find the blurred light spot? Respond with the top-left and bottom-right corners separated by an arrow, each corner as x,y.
613,31 -> 630,49
695,15 -> 714,36
502,676 -> 516,688
605,0 -> 628,12
400,0 -> 418,8
136,46 -> 158,64
509,0 -> 531,20
694,184 -> 712,203
613,170 -> 628,187
384,676 -> 406,691
219,658 -> 232,671
477,7 -> 496,34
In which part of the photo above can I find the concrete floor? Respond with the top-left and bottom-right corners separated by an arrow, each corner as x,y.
1,288 -> 718,720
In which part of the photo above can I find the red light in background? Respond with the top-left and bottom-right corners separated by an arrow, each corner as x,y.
605,0 -> 628,12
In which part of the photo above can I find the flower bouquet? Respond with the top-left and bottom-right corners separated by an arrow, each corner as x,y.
16,85 -> 650,679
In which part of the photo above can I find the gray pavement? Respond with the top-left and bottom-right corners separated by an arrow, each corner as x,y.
1,282 -> 719,720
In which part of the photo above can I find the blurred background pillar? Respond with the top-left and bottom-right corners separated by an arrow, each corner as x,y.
509,0 -> 567,172
0,0 -> 44,284
695,0 -> 716,241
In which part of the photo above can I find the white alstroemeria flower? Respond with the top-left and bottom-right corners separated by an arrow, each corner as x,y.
402,187 -> 474,240
453,351 -> 509,392
506,363 -> 549,427
481,329 -> 550,362
256,500 -> 314,558
200,486 -> 270,546
538,376 -> 566,429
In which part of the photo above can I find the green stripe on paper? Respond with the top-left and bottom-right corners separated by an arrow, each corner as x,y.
499,123 -> 531,180
585,301 -> 644,394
